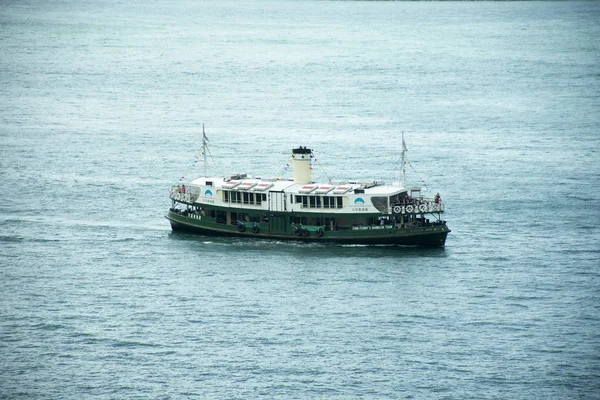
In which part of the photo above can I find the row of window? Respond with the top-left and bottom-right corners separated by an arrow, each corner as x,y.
223,191 -> 267,205
294,195 -> 344,209
221,191 -> 345,209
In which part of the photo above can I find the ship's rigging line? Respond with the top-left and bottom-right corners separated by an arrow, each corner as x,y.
204,143 -> 224,178
405,156 -> 427,185
312,157 -> 332,183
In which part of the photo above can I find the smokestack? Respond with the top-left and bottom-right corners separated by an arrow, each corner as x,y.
292,146 -> 313,184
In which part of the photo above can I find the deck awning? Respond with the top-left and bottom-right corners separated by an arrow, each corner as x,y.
333,186 -> 352,194
237,182 -> 257,190
315,186 -> 334,194
222,181 -> 241,189
298,185 -> 317,193
252,183 -> 274,191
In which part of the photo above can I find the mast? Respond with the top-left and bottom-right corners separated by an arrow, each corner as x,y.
202,124 -> 208,178
401,131 -> 407,187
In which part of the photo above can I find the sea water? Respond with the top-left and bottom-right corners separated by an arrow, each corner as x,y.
1,1 -> 599,398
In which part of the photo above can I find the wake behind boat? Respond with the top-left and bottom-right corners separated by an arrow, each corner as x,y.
166,131 -> 450,246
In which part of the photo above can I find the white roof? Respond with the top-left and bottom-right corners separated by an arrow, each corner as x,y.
189,176 -> 408,196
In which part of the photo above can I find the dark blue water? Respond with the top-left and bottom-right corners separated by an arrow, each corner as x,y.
1,1 -> 599,398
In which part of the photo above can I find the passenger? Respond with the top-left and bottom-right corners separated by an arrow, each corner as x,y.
182,185 -> 186,194
434,193 -> 440,204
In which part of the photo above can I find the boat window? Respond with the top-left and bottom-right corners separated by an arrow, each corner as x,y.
316,196 -> 322,208
243,192 -> 249,204
371,196 -> 388,213
291,216 -> 308,225
224,191 -> 230,203
336,197 -> 343,208
309,196 -> 316,208
206,181 -> 213,186
302,196 -> 308,208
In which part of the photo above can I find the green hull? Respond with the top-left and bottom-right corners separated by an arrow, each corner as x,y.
166,211 -> 449,247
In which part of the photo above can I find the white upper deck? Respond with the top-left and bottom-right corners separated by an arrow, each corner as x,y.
169,174 -> 429,215
188,176 -> 408,197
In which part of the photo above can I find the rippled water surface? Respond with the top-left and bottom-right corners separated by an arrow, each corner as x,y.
1,1 -> 599,398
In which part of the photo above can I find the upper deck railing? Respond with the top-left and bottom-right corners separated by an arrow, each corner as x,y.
391,200 -> 444,214
170,186 -> 199,204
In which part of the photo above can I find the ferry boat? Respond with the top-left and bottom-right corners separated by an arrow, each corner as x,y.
166,132 -> 450,246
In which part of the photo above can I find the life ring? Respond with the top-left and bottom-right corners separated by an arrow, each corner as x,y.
252,224 -> 260,234
433,204 -> 440,212
393,205 -> 402,214
301,228 -> 309,237
405,205 -> 414,213
316,228 -> 324,237
237,223 -> 245,233
419,204 -> 427,212
295,228 -> 302,236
